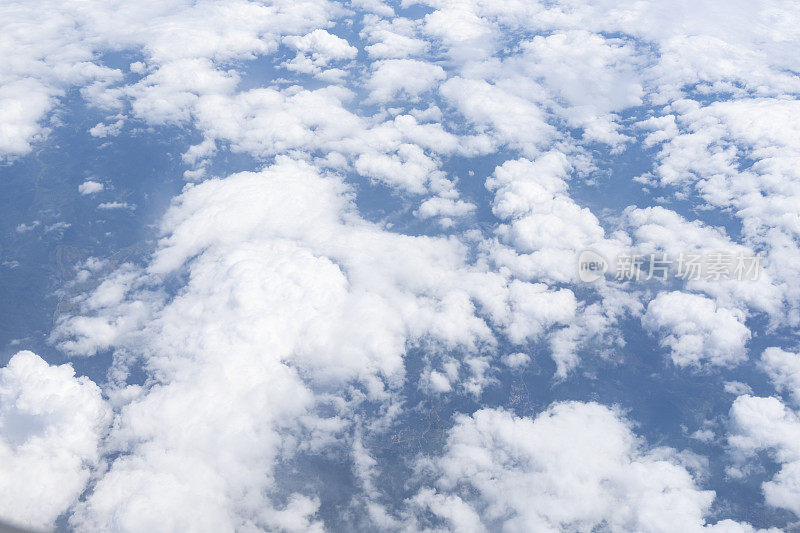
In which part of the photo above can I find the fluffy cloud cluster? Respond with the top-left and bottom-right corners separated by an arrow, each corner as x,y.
642,291 -> 751,368
0,0 -> 345,159
641,98 -> 800,324
624,206 -> 780,315
485,153 -> 621,283
409,402 -> 764,532
0,351 -> 110,530
729,394 -> 800,518
761,348 -> 800,405
51,158 -> 580,529
728,348 -> 800,518
283,29 -> 357,80
2,0 -> 800,529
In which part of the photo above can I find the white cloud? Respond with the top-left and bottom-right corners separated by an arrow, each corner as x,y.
361,15 -> 428,59
501,30 -> 643,148
422,5 -> 498,62
410,402 -> 759,532
547,286 -> 641,376
729,395 -> 800,518
624,206 -> 781,316
4,0 -> 800,528
500,352 -> 529,369
642,291 -> 750,368
284,29 -> 357,63
354,142 -> 442,193
53,157 -> 580,529
366,59 -> 446,102
0,81 -> 55,157
78,180 -> 104,195
761,347 -> 800,405
14,221 -> 39,233
724,381 -> 754,396
485,154 -> 620,283
415,196 -> 476,226
0,351 -> 110,530
439,77 -> 554,158
88,118 -> 124,138
191,84 -> 361,158
640,98 -> 800,323
501,280 -> 576,344
351,0 -> 394,18
283,29 -> 357,79
183,86 -> 475,195
0,0 -> 344,159
479,154 -> 637,374
45,221 -> 71,233
97,201 -> 133,210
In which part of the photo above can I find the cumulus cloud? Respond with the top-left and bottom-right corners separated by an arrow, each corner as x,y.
729,348 -> 800,519
761,348 -> 800,405
5,0 -> 800,529
415,196 -> 476,226
97,201 -> 133,210
366,59 -> 446,102
729,395 -> 800,518
78,180 -> 104,195
284,29 -> 357,63
409,402 -> 759,532
0,81 -> 55,157
361,15 -> 428,59
485,153 -> 616,283
0,351 -> 110,530
0,0 -> 342,159
500,352 -> 529,369
479,154 -> 634,374
493,30 -> 643,148
642,291 -> 750,368
283,29 -> 356,79
640,98 -> 800,323
53,157 -> 579,529
439,77 -> 555,157
14,221 -> 39,233
88,118 -> 124,138
624,206 -> 781,316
